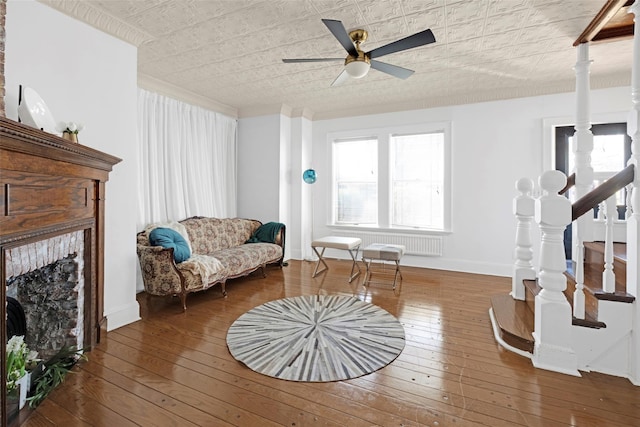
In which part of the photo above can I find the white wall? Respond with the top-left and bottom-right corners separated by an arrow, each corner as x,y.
310,87 -> 631,276
236,87 -> 631,278
5,0 -> 140,330
290,115 -> 314,261
237,114 -> 281,222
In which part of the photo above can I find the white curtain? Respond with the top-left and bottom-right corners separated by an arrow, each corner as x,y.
137,88 -> 237,229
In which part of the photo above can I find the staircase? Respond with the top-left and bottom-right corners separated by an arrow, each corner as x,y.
491,242 -> 634,357
490,165 -> 638,383
491,7 -> 640,384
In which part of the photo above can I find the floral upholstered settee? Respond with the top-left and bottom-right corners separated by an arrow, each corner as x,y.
137,216 -> 285,310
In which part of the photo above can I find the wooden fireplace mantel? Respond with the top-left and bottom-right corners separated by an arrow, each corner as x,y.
0,117 -> 121,424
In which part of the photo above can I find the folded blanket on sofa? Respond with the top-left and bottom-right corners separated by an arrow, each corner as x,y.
179,253 -> 225,284
246,222 -> 285,244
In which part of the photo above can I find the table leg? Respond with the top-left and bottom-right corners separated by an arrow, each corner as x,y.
363,257 -> 372,286
347,247 -> 361,283
312,246 -> 329,277
392,260 -> 403,289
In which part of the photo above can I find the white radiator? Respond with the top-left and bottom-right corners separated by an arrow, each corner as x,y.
332,230 -> 443,256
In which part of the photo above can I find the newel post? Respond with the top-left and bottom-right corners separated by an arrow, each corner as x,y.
512,178 -> 536,300
626,0 -> 640,386
532,170 -> 579,376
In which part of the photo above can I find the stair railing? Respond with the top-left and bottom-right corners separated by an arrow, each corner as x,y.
512,165 -> 636,315
571,164 -> 635,221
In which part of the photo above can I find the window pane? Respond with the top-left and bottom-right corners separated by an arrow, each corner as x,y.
568,134 -> 626,173
333,139 -> 377,224
390,132 -> 444,229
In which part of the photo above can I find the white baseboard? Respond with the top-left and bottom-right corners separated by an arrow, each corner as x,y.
105,301 -> 141,331
285,252 -> 511,277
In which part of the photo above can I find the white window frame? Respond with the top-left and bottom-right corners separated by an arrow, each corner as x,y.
327,121 -> 452,234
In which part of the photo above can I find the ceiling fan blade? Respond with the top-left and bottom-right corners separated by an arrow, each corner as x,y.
367,29 -> 435,59
322,19 -> 358,57
370,60 -> 414,79
331,69 -> 350,87
282,58 -> 344,63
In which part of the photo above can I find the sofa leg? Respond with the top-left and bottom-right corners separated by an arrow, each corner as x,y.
221,282 -> 227,298
261,264 -> 267,278
180,293 -> 187,311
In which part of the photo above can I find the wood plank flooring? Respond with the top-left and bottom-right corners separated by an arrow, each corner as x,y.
19,259 -> 640,426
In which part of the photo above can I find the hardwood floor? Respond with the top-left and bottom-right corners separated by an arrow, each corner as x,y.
19,260 -> 640,426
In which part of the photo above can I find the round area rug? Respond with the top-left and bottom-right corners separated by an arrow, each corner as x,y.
226,294 -> 405,382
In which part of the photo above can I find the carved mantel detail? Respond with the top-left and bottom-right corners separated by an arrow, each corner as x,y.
0,117 -> 121,424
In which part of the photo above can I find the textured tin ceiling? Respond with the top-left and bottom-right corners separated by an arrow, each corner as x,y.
42,0 -> 633,119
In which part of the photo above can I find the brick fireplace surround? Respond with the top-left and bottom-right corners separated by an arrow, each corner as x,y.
0,117 -> 120,424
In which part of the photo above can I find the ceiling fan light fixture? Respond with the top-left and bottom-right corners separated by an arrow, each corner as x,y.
345,60 -> 370,78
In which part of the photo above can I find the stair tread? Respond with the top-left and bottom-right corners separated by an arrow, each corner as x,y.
494,241 -> 630,350
529,277 -> 608,327
490,294 -> 534,353
564,271 -> 635,303
584,241 -> 627,262
524,279 -> 541,295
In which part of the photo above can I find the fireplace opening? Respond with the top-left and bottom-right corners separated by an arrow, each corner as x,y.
6,297 -> 26,339
5,234 -> 85,362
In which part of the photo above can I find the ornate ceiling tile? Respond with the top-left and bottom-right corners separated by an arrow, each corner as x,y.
42,0 -> 633,118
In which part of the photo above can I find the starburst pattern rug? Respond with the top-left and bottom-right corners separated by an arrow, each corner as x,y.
226,294 -> 405,382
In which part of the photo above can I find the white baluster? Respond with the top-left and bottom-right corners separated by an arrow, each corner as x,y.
626,184 -> 633,219
573,221 -> 586,319
602,196 -> 617,293
532,170 -> 578,375
512,178 -> 536,300
597,201 -> 605,221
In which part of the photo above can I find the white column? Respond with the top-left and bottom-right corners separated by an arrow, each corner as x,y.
573,43 -> 595,240
625,1 -> 640,386
571,43 -> 594,320
512,178 -> 536,300
532,170 -> 579,376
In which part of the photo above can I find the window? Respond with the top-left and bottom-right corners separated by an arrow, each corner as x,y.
330,123 -> 450,232
556,123 -> 631,212
333,138 -> 378,225
390,132 -> 444,229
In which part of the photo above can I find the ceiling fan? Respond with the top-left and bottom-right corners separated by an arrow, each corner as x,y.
282,19 -> 436,86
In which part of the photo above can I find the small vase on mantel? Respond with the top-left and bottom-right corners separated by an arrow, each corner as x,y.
62,131 -> 78,143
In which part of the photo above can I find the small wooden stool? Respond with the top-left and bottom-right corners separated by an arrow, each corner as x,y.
362,243 -> 405,289
311,236 -> 362,282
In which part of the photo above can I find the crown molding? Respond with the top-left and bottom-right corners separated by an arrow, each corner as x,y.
237,74 -> 630,121
292,108 -> 315,121
39,0 -> 154,47
312,76 -> 631,121
238,104 -> 289,119
138,73 -> 238,118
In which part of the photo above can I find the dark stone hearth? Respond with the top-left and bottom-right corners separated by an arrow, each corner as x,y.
6,254 -> 81,361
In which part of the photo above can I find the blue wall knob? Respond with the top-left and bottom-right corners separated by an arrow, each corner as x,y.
303,169 -> 317,184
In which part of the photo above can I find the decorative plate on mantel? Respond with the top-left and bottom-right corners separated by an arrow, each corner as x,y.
17,87 -> 57,134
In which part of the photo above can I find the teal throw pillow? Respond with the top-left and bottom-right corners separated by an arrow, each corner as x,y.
149,227 -> 191,263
